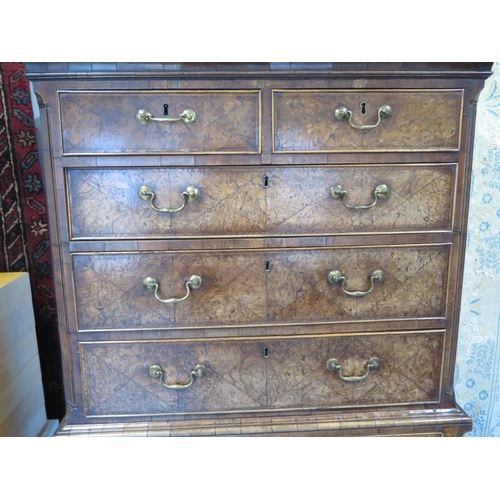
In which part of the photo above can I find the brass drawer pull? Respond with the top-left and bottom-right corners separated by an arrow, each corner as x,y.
328,269 -> 384,297
326,357 -> 381,382
149,364 -> 207,390
136,108 -> 197,124
334,105 -> 392,130
143,275 -> 203,304
138,185 -> 200,213
330,184 -> 389,210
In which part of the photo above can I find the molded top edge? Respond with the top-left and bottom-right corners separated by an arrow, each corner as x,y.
25,62 -> 493,81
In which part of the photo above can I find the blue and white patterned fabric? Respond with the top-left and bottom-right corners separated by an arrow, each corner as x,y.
456,62 -> 500,437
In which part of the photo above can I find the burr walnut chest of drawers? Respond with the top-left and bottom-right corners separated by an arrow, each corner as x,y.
28,62 -> 492,437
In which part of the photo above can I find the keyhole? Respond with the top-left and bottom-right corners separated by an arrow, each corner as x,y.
264,347 -> 270,358
164,104 -> 169,116
264,175 -> 270,188
360,102 -> 367,115
265,261 -> 271,272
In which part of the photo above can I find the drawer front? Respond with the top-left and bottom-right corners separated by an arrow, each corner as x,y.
73,245 -> 450,331
67,167 -> 267,239
273,90 -> 463,152
66,164 -> 456,239
266,164 -> 455,235
58,90 -> 261,155
80,331 -> 444,417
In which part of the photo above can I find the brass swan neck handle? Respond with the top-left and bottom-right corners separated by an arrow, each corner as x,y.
330,184 -> 389,210
138,185 -> 200,214
143,275 -> 203,304
136,109 -> 196,124
149,364 -> 207,390
328,269 -> 384,297
334,105 -> 392,130
326,357 -> 381,382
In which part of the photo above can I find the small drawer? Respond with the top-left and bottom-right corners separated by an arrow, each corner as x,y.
80,330 -> 444,417
72,244 -> 450,332
58,90 -> 261,155
273,89 -> 463,152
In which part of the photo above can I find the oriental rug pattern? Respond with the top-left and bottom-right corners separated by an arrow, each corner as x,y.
0,62 -> 64,419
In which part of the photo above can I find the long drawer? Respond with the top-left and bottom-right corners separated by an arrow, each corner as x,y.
273,89 -> 463,152
80,330 -> 444,417
72,244 -> 450,331
66,164 -> 456,239
58,90 -> 261,155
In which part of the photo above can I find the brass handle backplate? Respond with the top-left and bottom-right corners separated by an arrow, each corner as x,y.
138,185 -> 200,213
334,105 -> 392,130
149,364 -> 207,390
326,357 -> 381,382
136,109 -> 196,124
330,184 -> 389,210
143,275 -> 203,304
328,269 -> 384,297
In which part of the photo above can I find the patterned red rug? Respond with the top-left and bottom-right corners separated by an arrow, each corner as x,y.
0,62 -> 64,419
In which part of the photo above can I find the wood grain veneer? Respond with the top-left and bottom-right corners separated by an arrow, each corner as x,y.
66,164 -> 457,239
28,62 -> 492,437
80,331 -> 444,417
59,90 -> 261,155
71,244 -> 449,331
273,89 -> 463,152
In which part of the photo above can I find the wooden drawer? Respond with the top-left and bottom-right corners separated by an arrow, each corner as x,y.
66,164 -> 456,239
80,330 -> 444,417
72,244 -> 450,331
66,167 -> 267,239
273,89 -> 463,152
267,164 -> 456,234
58,90 -> 261,155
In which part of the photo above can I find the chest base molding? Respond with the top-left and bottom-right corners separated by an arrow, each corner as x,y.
55,407 -> 471,437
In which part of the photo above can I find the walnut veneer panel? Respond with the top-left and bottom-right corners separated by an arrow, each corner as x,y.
58,91 -> 261,155
80,331 -> 444,416
29,63 -> 489,436
72,245 -> 449,331
66,164 -> 456,239
66,167 -> 267,238
273,90 -> 463,152
268,164 -> 455,234
266,245 -> 449,324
